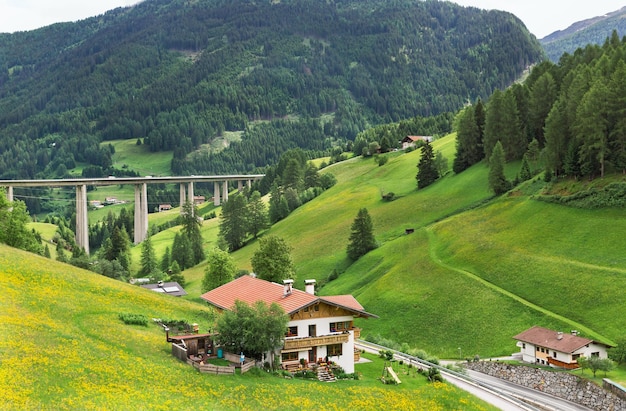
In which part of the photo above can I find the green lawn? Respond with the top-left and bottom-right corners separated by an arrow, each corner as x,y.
106,139 -> 173,176
0,244 -> 495,410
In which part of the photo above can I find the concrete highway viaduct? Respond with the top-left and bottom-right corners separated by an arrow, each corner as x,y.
1,175 -> 264,254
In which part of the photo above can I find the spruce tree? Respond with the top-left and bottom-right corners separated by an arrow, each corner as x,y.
139,234 -> 158,277
488,141 -> 508,195
219,193 -> 249,251
346,208 -> 376,261
416,142 -> 439,189
247,191 -> 269,239
160,246 -> 171,272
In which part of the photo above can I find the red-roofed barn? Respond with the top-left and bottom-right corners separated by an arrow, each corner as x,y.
201,275 -> 377,373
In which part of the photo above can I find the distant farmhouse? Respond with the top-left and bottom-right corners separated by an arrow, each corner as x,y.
513,326 -> 613,369
158,204 -> 172,212
401,135 -> 433,150
201,275 -> 377,373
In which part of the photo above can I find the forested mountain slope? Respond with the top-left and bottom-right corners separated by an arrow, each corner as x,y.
0,0 -> 543,179
541,6 -> 626,61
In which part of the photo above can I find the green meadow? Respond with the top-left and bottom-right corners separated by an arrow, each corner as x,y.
197,134 -> 625,362
113,133 -> 626,363
107,139 -> 173,176
0,245 -> 495,410
11,131 -> 626,407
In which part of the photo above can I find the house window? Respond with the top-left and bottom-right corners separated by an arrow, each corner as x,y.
553,352 -> 557,358
329,321 -> 352,332
536,347 -> 540,352
282,352 -> 298,361
522,343 -> 526,349
572,354 -> 581,360
591,352 -> 600,357
286,326 -> 298,337
327,344 -> 342,356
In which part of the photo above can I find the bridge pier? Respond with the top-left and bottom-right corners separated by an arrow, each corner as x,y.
238,180 -> 243,191
180,182 -> 195,215
187,182 -> 194,210
180,184 -> 186,209
6,185 -> 13,202
214,182 -> 221,206
75,185 -> 89,254
222,180 -> 229,203
134,183 -> 148,244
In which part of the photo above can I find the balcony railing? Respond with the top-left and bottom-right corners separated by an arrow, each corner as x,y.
283,332 -> 349,350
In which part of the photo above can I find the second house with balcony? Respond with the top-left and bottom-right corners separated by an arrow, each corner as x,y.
200,274 -> 377,373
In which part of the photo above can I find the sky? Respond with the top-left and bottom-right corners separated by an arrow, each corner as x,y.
0,0 -> 625,38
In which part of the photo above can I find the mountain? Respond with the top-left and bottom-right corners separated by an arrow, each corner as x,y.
0,0 -> 544,180
540,6 -> 626,61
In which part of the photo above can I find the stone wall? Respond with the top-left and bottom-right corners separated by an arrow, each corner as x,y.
464,361 -> 625,411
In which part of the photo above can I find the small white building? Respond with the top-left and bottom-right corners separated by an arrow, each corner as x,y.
513,326 -> 613,369
200,275 -> 377,373
400,135 -> 433,150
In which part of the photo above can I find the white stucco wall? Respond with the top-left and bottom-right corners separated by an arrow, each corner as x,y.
281,315 -> 357,373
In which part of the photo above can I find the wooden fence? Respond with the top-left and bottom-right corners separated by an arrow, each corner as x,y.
187,359 -> 236,375
223,351 -> 255,374
172,343 -> 188,362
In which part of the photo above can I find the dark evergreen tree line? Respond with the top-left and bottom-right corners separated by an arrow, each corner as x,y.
0,0 -> 543,178
454,31 -> 626,182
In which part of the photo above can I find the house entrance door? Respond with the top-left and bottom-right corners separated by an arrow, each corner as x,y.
309,346 -> 317,364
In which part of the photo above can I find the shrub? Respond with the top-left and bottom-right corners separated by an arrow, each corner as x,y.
118,313 -> 148,326
427,367 -> 443,383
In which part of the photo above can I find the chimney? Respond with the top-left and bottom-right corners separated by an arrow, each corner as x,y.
158,280 -> 164,287
571,330 -> 578,336
305,279 -> 316,295
557,331 -> 563,340
283,279 -> 294,297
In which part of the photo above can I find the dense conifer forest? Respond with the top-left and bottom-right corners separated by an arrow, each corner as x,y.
454,31 -> 626,184
0,0 -> 543,180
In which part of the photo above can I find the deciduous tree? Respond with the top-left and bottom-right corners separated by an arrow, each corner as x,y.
251,236 -> 295,283
202,248 -> 237,293
215,300 -> 288,368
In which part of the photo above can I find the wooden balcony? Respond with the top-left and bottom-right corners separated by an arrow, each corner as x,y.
352,327 -> 361,340
283,332 -> 349,350
548,357 -> 579,370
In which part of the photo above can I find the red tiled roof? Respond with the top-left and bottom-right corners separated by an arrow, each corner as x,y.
513,326 -> 594,354
200,275 -> 376,318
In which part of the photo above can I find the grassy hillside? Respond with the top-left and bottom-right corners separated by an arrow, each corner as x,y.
97,133 -> 625,365
0,244 -> 495,410
192,133 -> 623,361
108,139 -> 173,177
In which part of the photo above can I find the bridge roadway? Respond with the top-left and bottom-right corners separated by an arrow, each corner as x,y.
356,340 -> 593,411
0,174 -> 264,254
